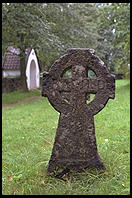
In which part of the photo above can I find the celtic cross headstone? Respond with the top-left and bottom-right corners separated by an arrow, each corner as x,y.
42,48 -> 115,177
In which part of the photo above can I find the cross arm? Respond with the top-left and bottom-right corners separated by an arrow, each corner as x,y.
82,78 -> 105,94
55,78 -> 73,92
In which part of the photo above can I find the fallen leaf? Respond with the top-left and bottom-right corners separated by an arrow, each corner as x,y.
40,180 -> 45,185
8,176 -> 13,181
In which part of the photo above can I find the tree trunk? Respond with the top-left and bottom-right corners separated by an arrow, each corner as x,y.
20,54 -> 28,92
20,34 -> 28,92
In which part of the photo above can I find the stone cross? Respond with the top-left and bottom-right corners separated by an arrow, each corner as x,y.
42,48 -> 115,177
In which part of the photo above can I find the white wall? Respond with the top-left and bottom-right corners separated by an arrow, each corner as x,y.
26,49 -> 40,90
3,49 -> 40,90
3,70 -> 20,78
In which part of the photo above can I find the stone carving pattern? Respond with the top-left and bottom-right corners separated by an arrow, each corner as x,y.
42,48 -> 115,176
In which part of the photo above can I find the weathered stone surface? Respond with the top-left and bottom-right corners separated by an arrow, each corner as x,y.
42,48 -> 115,177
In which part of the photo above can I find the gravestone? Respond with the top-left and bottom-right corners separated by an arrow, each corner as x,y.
42,48 -> 115,177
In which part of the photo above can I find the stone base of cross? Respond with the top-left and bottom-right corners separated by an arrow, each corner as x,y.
42,48 -> 115,177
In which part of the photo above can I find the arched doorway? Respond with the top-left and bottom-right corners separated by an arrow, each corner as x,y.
30,60 -> 36,90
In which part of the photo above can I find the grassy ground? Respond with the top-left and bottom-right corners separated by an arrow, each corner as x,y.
2,89 -> 41,105
2,80 -> 130,195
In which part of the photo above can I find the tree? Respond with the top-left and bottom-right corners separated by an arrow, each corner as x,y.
5,2 -> 129,92
69,3 -> 100,49
96,3 -> 130,76
37,3 -> 101,69
2,3 -> 51,91
111,3 -> 130,77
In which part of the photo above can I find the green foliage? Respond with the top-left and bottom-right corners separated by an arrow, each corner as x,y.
63,69 -> 72,78
2,3 -> 46,51
2,3 -> 45,91
96,3 -> 130,75
2,3 -> 130,77
2,80 -> 130,195
2,3 -> 100,70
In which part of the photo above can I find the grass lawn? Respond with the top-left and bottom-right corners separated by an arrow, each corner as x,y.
2,80 -> 130,195
2,89 -> 41,105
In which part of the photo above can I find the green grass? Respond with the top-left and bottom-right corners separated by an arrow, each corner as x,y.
2,89 -> 41,105
2,80 -> 130,195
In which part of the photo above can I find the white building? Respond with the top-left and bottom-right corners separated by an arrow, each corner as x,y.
2,46 -> 40,90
